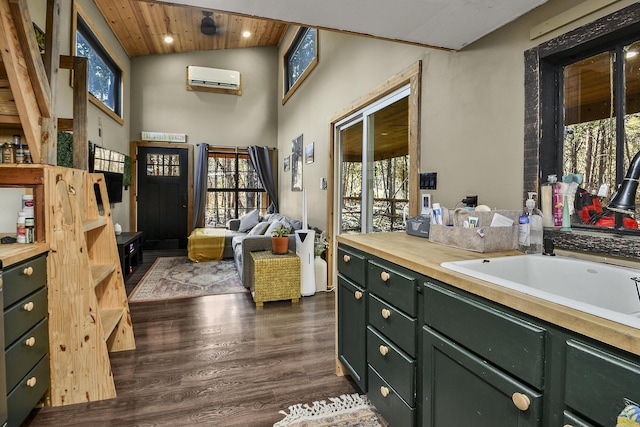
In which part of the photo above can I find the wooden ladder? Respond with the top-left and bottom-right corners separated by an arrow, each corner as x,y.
47,167 -> 135,406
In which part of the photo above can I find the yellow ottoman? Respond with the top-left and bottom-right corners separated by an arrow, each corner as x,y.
250,250 -> 300,307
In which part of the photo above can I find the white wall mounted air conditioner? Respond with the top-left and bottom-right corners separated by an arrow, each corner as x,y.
187,65 -> 240,90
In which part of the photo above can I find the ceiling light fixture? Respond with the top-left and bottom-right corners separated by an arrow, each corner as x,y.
164,35 -> 174,44
242,31 -> 251,38
201,11 -> 217,36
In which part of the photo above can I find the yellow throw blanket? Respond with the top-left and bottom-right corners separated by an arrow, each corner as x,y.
187,228 -> 226,262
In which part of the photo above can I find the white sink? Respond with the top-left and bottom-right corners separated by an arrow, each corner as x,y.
440,254 -> 640,328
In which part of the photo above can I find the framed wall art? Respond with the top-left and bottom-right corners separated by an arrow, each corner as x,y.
291,134 -> 303,191
284,155 -> 290,171
305,142 -> 314,164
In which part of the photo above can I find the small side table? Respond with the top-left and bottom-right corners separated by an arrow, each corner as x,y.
249,250 -> 300,307
116,231 -> 144,279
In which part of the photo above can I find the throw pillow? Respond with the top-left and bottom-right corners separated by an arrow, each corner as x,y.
248,221 -> 270,236
238,209 -> 260,232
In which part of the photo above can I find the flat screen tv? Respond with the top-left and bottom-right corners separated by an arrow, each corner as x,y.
90,144 -> 125,204
95,171 -> 124,204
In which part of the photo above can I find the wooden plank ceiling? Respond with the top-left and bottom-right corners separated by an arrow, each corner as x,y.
94,0 -> 288,57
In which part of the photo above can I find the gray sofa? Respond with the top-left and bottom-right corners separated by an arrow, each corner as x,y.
224,213 -> 305,289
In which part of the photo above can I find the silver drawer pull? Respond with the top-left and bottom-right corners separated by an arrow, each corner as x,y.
381,308 -> 391,319
23,301 -> 34,312
380,386 -> 390,398
22,266 -> 33,276
380,271 -> 390,282
512,392 -> 530,411
25,337 -> 36,347
26,377 -> 37,387
379,345 -> 389,356
343,254 -> 351,263
354,291 -> 363,300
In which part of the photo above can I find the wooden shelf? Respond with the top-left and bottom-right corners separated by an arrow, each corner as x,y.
83,218 -> 108,232
91,264 -> 115,288
99,308 -> 125,341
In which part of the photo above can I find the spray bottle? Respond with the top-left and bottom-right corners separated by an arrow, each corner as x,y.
519,192 -> 543,254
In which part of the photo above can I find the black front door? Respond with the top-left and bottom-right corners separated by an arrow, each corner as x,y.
137,145 -> 189,250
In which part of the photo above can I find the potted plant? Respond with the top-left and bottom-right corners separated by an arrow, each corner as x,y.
271,225 -> 289,254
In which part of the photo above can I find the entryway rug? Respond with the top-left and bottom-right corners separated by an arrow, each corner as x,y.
128,257 -> 248,303
274,394 -> 389,427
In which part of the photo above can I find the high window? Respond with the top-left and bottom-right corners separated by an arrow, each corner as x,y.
282,27 -> 318,104
205,150 -> 267,227
533,7 -> 640,234
73,6 -> 124,124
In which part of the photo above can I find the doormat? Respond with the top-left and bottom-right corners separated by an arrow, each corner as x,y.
273,394 -> 389,427
128,257 -> 248,303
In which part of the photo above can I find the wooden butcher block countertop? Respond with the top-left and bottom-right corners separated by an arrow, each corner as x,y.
337,232 -> 640,356
0,243 -> 49,269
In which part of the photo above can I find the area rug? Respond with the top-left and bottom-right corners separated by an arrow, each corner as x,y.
128,257 -> 248,303
274,394 -> 389,427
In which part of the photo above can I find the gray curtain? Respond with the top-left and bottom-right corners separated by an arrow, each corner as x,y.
192,143 -> 209,230
248,146 -> 278,213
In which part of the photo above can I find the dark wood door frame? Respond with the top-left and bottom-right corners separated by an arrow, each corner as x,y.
129,140 -> 194,233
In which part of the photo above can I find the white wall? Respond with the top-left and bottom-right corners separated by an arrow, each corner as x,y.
130,47 -> 279,148
276,0 -> 637,232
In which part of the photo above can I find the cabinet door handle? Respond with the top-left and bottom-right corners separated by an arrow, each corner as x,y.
379,345 -> 389,356
381,308 -> 391,319
354,291 -> 363,300
563,425 -> 574,427
512,392 -> 530,411
23,301 -> 34,312
26,377 -> 37,387
380,386 -> 390,398
343,254 -> 351,263
23,266 -> 33,276
25,337 -> 36,347
380,271 -> 390,282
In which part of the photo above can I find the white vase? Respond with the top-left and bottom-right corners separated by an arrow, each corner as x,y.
314,256 -> 327,292
114,223 -> 122,235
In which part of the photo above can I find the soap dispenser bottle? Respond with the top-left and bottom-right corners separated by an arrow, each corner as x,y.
519,192 -> 543,254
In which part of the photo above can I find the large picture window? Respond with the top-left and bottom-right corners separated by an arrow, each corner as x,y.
73,4 -> 124,124
205,150 -> 267,227
526,3 -> 640,246
282,27 -> 318,104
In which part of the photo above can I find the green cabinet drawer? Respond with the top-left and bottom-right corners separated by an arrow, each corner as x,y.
337,245 -> 367,287
367,259 -> 417,317
424,281 -> 546,390
563,411 -> 594,427
7,354 -> 49,427
6,318 -> 48,393
422,326 -> 543,427
338,275 -> 367,391
565,339 -> 640,426
368,365 -> 415,427
3,255 -> 47,309
369,293 -> 416,357
367,326 -> 415,405
4,287 -> 47,346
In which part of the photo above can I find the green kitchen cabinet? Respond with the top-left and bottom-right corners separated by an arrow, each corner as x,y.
422,326 -> 543,427
337,275 -> 367,391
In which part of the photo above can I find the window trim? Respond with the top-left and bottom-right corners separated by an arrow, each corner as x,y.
71,2 -> 124,125
524,3 -> 640,257
282,26 -> 318,105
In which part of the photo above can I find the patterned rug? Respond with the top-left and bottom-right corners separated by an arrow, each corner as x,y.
128,257 -> 248,303
274,394 -> 389,427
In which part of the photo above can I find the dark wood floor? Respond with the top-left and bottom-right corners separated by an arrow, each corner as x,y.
24,250 -> 357,426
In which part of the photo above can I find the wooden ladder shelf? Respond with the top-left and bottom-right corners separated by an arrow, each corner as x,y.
45,166 -> 135,405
